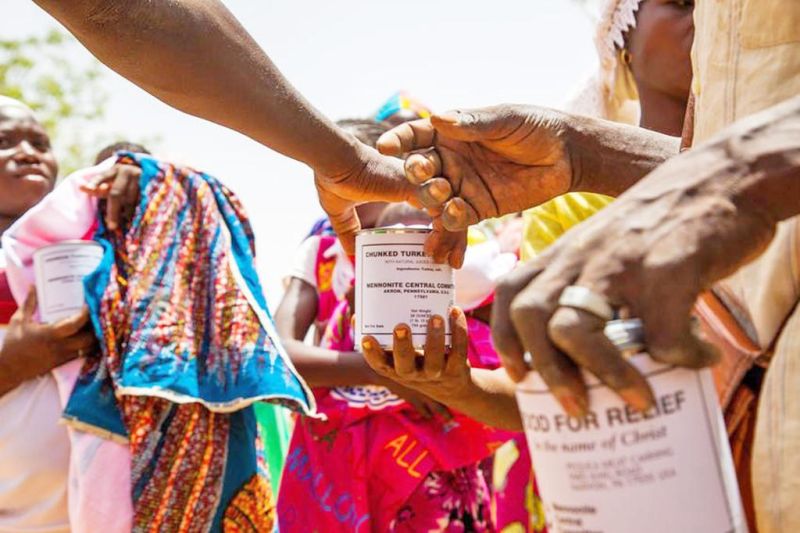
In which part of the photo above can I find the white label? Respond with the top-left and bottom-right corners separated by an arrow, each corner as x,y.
355,230 -> 454,349
33,243 -> 104,323
516,355 -> 746,533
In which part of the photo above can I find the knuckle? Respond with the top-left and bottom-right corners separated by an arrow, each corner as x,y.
498,352 -> 527,380
533,358 -> 567,383
494,277 -> 516,305
373,364 -> 391,376
424,364 -> 443,379
509,295 -> 548,330
546,311 -> 586,351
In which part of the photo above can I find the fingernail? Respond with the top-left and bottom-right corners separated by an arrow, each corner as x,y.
620,388 -> 654,412
435,112 -> 460,125
429,181 -> 450,201
362,339 -> 373,350
558,394 -> 587,418
412,160 -> 432,180
395,327 -> 408,339
445,201 -> 462,217
431,316 -> 443,328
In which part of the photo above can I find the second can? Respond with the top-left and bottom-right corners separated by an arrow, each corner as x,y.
355,227 -> 454,350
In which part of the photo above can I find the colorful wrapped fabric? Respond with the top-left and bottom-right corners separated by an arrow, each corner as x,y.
5,153 -> 315,532
304,216 -> 335,239
254,402 -> 293,491
373,91 -> 432,123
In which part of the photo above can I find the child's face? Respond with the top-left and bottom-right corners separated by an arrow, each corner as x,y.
0,106 -> 58,218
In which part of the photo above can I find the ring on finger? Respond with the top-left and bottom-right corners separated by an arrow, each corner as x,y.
558,285 -> 615,321
604,318 -> 645,356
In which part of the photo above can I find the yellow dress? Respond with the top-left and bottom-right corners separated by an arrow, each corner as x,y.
520,193 -> 614,260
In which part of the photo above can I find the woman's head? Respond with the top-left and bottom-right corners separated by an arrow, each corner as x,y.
624,0 -> 694,102
94,141 -> 151,165
583,0 -> 694,127
0,98 -> 58,218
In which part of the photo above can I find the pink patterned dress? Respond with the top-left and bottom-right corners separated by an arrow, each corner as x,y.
278,238 -> 511,532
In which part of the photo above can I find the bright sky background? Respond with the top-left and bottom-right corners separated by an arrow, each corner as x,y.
4,1 -> 601,308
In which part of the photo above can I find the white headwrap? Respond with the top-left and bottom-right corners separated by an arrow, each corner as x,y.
565,0 -> 643,124
0,96 -> 34,114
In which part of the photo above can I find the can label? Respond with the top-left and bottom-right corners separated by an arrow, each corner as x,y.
516,355 -> 746,533
355,228 -> 454,349
33,241 -> 104,323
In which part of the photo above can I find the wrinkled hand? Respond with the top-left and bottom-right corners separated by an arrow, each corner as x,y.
377,105 -> 574,232
490,145 -> 777,417
315,143 -> 467,267
362,307 -> 473,408
81,162 -> 143,230
1,290 -> 97,384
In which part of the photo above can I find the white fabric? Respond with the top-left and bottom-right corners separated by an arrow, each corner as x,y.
2,165 -> 133,532
287,235 -> 354,301
1,160 -> 112,304
0,96 -> 34,114
565,0 -> 642,124
596,0 -> 642,70
454,240 -> 517,311
0,249 -> 70,533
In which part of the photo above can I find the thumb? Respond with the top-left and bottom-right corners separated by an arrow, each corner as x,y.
643,308 -> 721,369
21,288 -> 37,320
329,205 -> 361,257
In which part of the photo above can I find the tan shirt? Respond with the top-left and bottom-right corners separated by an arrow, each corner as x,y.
692,2 -> 800,531
693,0 -> 800,350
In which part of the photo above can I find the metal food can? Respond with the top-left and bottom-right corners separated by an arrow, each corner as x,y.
355,227 -> 454,350
33,240 -> 104,323
516,355 -> 746,533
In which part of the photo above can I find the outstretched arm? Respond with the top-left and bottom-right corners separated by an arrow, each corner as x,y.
35,0 -> 458,260
36,0 -> 356,176
378,105 -> 680,230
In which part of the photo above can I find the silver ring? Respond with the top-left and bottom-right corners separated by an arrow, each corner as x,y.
604,318 -> 645,355
558,285 -> 615,321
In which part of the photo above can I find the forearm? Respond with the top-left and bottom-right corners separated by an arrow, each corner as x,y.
445,369 -> 522,431
711,96 -> 800,224
0,368 -> 20,398
572,96 -> 800,211
0,346 -> 27,398
36,0 -> 358,175
567,114 -> 681,197
283,339 -> 383,388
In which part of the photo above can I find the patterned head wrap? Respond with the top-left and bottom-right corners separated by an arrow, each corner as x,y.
566,0 -> 643,124
373,91 -> 432,123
